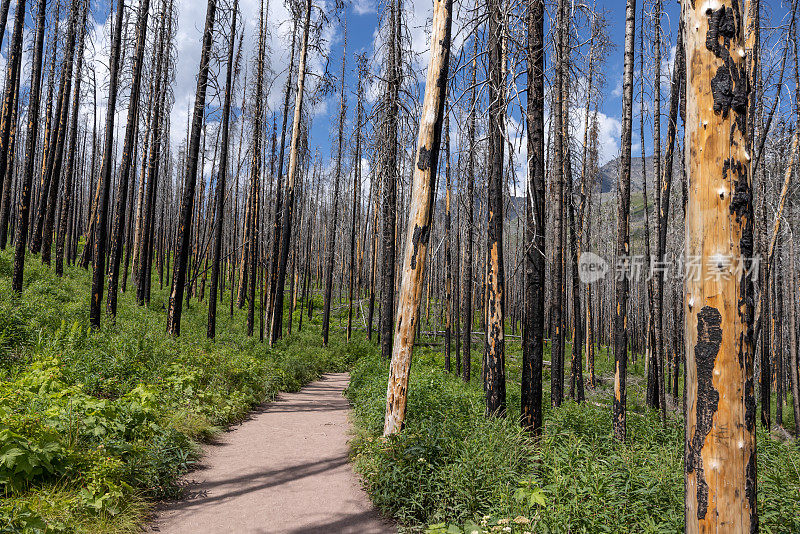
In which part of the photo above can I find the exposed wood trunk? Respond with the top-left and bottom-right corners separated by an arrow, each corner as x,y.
683,0 -> 757,530
383,0 -> 452,435
484,0 -> 506,417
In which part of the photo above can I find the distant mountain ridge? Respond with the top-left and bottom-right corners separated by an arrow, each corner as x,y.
597,154 -> 682,194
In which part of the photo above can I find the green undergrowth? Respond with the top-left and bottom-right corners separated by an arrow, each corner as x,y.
346,339 -> 800,533
0,250 -> 358,533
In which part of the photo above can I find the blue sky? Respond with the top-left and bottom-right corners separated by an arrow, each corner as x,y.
2,0 -> 794,193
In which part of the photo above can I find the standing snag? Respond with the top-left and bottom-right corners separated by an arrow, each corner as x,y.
484,0 -> 506,418
11,0 -> 46,293
166,0 -> 217,336
383,0 -> 453,436
612,0 -> 636,442
683,1 -> 756,531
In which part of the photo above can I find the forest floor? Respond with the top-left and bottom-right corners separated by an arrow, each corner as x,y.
149,373 -> 394,534
2,250 -> 798,533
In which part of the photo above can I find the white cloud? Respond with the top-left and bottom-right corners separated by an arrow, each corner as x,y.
611,75 -> 622,98
353,0 -> 375,16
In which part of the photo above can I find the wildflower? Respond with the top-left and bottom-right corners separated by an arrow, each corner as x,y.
513,517 -> 530,525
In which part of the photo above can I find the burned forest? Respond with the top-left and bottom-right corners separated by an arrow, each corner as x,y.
1,0 -> 799,532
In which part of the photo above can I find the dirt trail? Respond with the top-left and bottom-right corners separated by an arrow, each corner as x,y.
150,373 -> 395,534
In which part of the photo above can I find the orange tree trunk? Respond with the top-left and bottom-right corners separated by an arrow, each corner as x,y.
683,1 -> 756,531
383,0 -> 452,436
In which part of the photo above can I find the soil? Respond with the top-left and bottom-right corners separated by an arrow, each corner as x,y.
149,373 -> 395,534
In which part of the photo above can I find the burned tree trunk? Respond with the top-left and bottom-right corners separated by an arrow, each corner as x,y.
683,0 -> 756,530
107,0 -> 151,317
379,0 -> 400,361
137,1 -> 168,305
612,0 -> 636,441
166,0 -> 217,336
267,17 -> 298,326
443,108 -> 452,371
10,0 -> 46,293
521,0 -> 545,432
462,37 -> 477,383
550,0 -> 566,407
246,0 -> 266,337
208,0 -> 238,338
484,0 -> 505,418
347,56 -> 365,343
40,0 -> 81,266
56,0 -> 88,276
89,0 -> 125,328
658,13 -> 684,401
0,0 -> 25,250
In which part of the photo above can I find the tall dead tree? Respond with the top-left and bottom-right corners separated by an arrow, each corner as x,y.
658,13 -> 685,401
379,0 -> 400,361
245,0 -> 266,337
347,53 -> 366,342
683,0 -> 757,530
612,0 -> 635,441
484,0 -> 506,417
0,0 -> 25,250
88,0 -> 125,328
271,0 -> 312,344
56,0 -> 89,276
137,0 -> 169,305
208,0 -> 239,338
322,27 -> 347,347
383,0 -> 452,436
266,16 -> 298,322
551,0 -> 566,407
39,0 -> 81,265
443,107 -> 452,370
30,2 -> 62,257
107,0 -> 151,317
462,37 -> 477,382
521,0 -> 545,433
11,0 -> 46,293
651,0 -> 667,420
166,0 -> 217,336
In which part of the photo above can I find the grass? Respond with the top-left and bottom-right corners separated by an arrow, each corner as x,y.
0,249 -> 359,533
345,330 -> 800,533
2,247 -> 799,533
